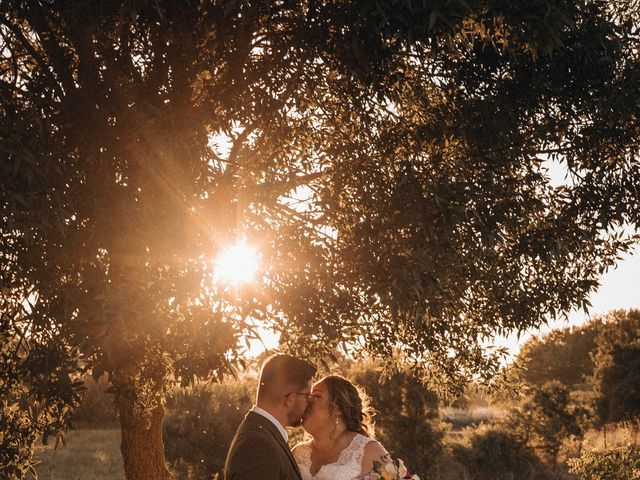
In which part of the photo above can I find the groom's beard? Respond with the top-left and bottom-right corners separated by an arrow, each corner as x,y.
288,404 -> 309,427
288,409 -> 306,427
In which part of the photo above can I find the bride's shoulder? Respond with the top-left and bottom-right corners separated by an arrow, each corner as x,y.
359,436 -> 389,472
362,437 -> 387,456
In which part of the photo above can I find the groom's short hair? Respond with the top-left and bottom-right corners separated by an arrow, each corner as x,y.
257,353 -> 316,404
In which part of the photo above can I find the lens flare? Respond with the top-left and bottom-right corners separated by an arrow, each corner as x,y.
214,242 -> 259,285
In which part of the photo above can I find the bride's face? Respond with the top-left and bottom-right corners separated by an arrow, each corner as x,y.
301,381 -> 333,435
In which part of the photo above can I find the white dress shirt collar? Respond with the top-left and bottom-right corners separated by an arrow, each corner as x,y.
251,405 -> 289,442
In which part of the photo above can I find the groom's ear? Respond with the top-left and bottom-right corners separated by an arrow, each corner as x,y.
283,390 -> 296,407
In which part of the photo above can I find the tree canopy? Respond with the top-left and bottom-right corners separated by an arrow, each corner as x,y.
2,0 -> 640,478
513,318 -> 604,388
511,309 -> 640,433
591,309 -> 640,427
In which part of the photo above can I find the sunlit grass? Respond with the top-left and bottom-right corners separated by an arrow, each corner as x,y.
29,429 -> 123,480
582,424 -> 640,450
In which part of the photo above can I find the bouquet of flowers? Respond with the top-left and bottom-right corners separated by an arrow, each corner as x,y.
353,456 -> 420,480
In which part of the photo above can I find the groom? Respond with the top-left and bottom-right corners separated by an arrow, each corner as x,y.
224,353 -> 317,480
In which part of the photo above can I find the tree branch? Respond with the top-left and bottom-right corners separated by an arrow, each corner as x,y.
0,16 -> 64,98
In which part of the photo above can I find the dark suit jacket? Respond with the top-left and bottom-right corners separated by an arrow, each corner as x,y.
224,411 -> 303,480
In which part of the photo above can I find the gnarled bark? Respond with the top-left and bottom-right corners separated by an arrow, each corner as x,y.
119,404 -> 173,480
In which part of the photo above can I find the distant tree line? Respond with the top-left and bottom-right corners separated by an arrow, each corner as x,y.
513,309 -> 640,432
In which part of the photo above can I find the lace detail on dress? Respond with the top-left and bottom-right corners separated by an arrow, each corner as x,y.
293,433 -> 373,480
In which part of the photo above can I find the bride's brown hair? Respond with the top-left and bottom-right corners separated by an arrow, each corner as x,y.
321,375 -> 375,437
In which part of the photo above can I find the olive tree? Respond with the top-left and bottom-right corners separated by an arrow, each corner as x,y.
2,1 -> 639,478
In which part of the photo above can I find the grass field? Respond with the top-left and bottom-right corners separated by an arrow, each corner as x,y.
28,429 -> 124,480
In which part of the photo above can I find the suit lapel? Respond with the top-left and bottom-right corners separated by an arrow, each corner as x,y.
247,411 -> 303,479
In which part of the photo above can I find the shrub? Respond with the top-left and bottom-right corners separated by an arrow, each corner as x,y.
348,360 -> 447,477
568,444 -> 640,480
451,424 -> 554,480
70,376 -> 119,428
0,404 -> 38,480
503,380 -> 585,460
163,377 -> 255,479
1,324 -> 83,479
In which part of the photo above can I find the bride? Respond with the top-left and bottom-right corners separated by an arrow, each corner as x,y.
292,375 -> 390,480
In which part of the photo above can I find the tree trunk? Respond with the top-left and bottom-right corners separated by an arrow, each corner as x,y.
119,403 -> 173,480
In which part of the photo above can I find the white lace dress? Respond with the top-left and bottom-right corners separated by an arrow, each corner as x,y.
293,433 -> 374,480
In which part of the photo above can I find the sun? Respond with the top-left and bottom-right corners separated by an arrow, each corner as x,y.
214,242 -> 259,285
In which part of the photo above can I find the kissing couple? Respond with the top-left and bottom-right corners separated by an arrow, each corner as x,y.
224,353 -> 406,480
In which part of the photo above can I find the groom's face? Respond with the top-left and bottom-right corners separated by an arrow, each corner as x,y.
286,380 -> 313,427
